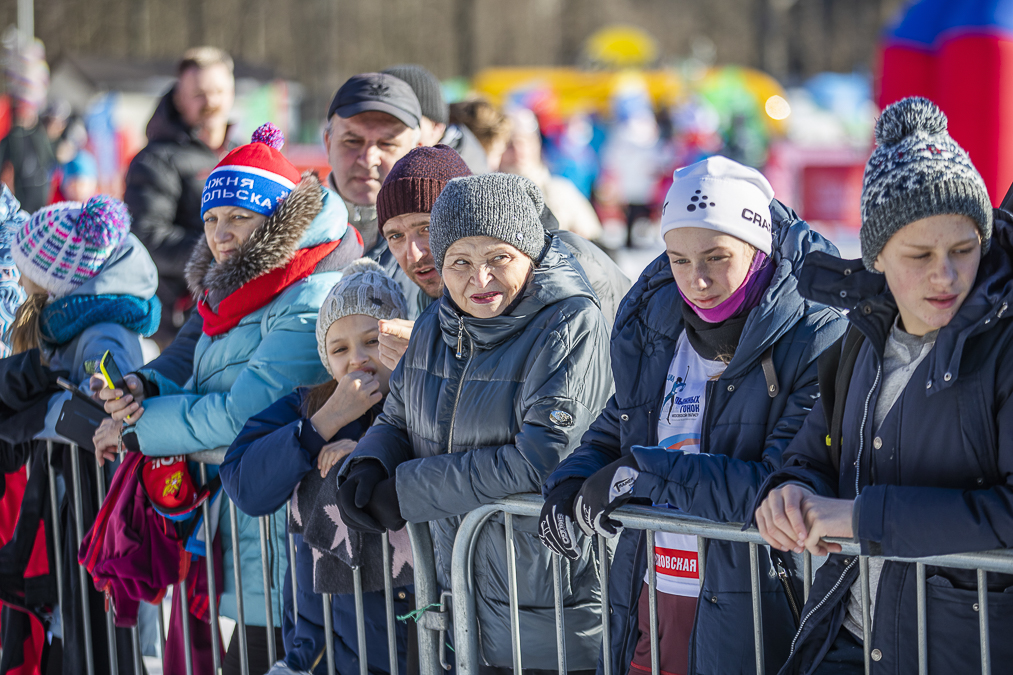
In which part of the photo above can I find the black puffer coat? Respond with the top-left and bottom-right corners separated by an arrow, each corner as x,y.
124,88 -> 227,309
341,235 -> 613,669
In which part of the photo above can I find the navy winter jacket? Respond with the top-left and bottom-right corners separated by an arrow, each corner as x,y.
545,201 -> 847,675
220,389 -> 409,675
755,212 -> 1013,675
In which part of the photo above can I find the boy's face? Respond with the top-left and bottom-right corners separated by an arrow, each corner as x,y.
324,314 -> 394,394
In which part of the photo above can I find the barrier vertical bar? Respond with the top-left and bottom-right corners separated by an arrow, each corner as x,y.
916,562 -> 927,675
646,530 -> 659,675
977,569 -> 991,675
45,442 -> 64,621
353,565 -> 368,675
859,557 -> 871,674
599,534 -> 611,675
68,444 -> 96,675
803,552 -> 813,603
287,502 -> 299,619
131,625 -> 143,675
748,542 -> 765,675
230,500 -> 250,675
156,598 -> 166,656
260,515 -> 277,666
504,513 -> 522,675
551,553 -> 568,675
697,536 -> 706,590
406,522 -> 441,675
382,532 -> 399,675
179,578 -> 194,675
322,593 -> 336,674
198,463 -> 222,671
94,453 -> 119,675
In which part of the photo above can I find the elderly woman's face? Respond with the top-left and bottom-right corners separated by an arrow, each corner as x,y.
203,206 -> 266,263
442,236 -> 533,318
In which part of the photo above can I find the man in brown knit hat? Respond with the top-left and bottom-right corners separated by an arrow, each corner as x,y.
374,145 -> 631,370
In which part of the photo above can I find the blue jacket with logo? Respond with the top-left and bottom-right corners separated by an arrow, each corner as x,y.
754,211 -> 1013,674
544,201 -> 847,675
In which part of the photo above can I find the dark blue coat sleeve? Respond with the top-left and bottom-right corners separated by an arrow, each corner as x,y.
143,311 -> 202,387
219,391 -> 329,517
542,394 -> 624,495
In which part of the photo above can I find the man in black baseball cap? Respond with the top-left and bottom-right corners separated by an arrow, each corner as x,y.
324,72 -> 423,260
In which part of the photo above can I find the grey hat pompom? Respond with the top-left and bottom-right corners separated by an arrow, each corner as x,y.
860,96 -> 992,271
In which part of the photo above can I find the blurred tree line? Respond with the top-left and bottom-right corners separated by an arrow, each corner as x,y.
0,0 -> 905,128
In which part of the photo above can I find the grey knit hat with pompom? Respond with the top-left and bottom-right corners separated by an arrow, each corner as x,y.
316,259 -> 409,375
860,96 -> 992,271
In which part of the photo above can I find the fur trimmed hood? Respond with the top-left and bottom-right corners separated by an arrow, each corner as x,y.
185,172 -> 347,299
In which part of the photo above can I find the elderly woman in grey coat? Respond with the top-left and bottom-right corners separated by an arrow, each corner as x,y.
337,173 -> 613,672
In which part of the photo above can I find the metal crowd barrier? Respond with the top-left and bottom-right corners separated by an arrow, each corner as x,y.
55,448 -> 1013,675
451,493 -> 1013,675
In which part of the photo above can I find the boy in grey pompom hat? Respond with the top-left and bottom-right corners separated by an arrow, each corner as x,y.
316,259 -> 409,375
861,96 -> 993,271
429,173 -> 547,270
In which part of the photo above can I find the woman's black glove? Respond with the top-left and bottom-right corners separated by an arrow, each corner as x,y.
538,477 -> 585,560
365,476 -> 406,532
337,459 -> 387,533
574,455 -> 641,538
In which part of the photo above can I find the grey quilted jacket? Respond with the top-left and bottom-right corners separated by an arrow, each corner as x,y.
341,234 -> 613,669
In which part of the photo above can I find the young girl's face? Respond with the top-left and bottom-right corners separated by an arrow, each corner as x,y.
324,314 -> 393,394
873,214 -> 981,336
664,227 -> 756,309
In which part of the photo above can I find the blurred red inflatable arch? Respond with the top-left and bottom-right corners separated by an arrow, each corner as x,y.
877,0 -> 1013,205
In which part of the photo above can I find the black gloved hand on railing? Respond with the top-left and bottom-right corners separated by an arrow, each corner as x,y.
337,459 -> 387,533
538,477 -> 586,560
365,476 -> 406,532
574,454 -> 641,538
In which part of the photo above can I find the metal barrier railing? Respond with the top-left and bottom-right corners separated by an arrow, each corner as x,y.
48,440 -> 1013,675
450,493 -> 1013,675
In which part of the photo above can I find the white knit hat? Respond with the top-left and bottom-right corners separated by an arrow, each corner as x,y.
660,156 -> 775,255
316,259 -> 409,375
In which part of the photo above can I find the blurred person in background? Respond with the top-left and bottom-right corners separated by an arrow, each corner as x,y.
500,108 -> 603,242
449,97 -> 512,172
0,38 -> 56,213
57,150 -> 99,203
383,64 -> 488,173
125,46 -> 235,348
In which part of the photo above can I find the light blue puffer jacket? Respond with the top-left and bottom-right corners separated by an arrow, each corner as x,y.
125,176 -> 360,627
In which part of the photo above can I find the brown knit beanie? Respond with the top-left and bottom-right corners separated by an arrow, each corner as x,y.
376,144 -> 472,236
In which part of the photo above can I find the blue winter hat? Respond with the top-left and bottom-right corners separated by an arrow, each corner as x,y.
62,151 -> 98,182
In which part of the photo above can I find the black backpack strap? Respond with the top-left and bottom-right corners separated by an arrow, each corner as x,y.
816,327 -> 865,473
1001,179 -> 1013,213
760,346 -> 780,398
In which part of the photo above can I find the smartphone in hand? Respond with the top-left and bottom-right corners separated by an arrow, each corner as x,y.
99,350 -> 127,392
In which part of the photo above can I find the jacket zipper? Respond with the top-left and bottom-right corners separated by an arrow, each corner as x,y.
788,558 -> 858,655
854,365 -> 881,498
447,317 -> 474,454
455,316 -> 465,359
775,556 -> 802,624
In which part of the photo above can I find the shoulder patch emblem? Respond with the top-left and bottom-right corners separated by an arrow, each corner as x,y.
549,410 -> 574,427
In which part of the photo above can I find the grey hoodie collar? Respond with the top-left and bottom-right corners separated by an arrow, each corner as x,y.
70,233 -> 159,301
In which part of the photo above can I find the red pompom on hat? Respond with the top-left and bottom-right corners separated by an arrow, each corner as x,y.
201,123 -> 302,218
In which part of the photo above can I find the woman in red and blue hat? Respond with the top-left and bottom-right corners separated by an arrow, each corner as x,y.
94,123 -> 363,675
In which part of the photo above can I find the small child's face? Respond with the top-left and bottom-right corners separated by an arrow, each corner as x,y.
324,314 -> 393,394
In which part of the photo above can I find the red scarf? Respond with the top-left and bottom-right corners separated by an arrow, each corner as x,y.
198,241 -> 339,336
